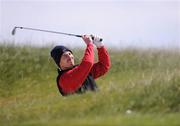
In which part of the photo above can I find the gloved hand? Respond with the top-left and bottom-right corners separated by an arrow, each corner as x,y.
91,35 -> 104,48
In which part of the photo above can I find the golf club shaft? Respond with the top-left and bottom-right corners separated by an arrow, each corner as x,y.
14,27 -> 82,37
12,26 -> 103,41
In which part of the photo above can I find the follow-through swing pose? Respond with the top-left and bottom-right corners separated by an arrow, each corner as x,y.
51,35 -> 111,96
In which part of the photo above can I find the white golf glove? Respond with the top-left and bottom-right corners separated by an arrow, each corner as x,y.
91,35 -> 104,48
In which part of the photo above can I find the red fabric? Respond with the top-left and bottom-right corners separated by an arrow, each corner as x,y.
59,43 -> 111,94
90,47 -> 111,79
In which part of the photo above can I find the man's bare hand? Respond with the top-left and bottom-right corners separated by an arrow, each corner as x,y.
82,35 -> 93,45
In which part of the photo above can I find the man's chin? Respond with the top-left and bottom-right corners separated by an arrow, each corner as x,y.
70,63 -> 75,66
68,60 -> 74,65
68,62 -> 74,67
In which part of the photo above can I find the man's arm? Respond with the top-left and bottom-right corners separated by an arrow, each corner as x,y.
90,46 -> 111,79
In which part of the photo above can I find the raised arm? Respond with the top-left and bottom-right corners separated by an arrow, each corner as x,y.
90,46 -> 111,79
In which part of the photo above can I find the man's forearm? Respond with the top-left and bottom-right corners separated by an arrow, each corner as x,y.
90,46 -> 111,79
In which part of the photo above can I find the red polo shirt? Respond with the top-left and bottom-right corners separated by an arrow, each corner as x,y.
59,43 -> 111,94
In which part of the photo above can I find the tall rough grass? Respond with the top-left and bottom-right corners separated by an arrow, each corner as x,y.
0,44 -> 180,126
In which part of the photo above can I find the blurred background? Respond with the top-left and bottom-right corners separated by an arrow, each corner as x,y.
0,0 -> 179,48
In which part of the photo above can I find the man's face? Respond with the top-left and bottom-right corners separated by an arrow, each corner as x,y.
59,51 -> 74,70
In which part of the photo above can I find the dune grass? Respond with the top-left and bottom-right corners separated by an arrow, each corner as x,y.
0,44 -> 180,126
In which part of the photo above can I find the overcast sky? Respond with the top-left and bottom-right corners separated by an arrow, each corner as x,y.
0,0 -> 180,48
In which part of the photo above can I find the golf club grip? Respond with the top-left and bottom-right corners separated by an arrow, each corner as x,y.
75,35 -> 83,38
76,35 -> 103,42
91,36 -> 103,42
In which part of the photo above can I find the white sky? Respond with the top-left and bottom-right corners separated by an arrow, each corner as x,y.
0,0 -> 180,48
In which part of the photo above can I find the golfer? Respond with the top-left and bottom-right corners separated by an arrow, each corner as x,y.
51,35 -> 111,96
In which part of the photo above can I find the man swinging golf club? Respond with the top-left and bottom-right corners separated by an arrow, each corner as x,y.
51,35 -> 111,96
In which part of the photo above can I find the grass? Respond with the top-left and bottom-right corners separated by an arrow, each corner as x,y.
0,44 -> 180,126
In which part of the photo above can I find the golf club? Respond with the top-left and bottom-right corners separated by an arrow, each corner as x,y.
12,26 -> 102,41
